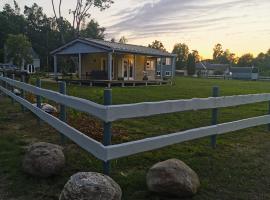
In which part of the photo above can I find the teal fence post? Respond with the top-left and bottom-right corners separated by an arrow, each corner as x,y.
211,86 -> 219,148
103,88 -> 112,175
11,74 -> 15,104
59,81 -> 67,144
4,72 -> 7,90
268,101 -> 270,131
36,78 -> 42,124
21,75 -> 26,112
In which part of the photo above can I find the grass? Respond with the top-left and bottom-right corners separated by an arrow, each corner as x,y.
1,77 -> 270,199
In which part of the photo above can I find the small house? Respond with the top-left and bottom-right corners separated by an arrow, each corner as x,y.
230,67 -> 259,80
196,62 -> 230,77
50,38 -> 176,81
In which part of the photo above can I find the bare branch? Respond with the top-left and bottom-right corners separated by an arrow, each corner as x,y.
51,0 -> 58,19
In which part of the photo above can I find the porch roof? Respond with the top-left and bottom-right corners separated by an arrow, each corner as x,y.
51,38 -> 176,57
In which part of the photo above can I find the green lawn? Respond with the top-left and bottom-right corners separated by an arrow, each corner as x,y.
1,77 -> 270,199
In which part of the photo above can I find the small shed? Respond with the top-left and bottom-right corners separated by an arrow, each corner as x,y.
230,67 -> 259,80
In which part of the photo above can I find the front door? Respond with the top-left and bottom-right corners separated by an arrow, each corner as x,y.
122,58 -> 134,80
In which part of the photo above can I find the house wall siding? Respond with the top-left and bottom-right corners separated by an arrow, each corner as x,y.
81,53 -> 174,80
156,57 -> 174,78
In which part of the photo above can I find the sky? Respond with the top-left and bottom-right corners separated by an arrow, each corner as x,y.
1,0 -> 270,59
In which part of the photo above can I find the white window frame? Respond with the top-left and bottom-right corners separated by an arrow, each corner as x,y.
165,57 -> 172,65
157,58 -> 161,65
146,60 -> 155,70
156,71 -> 161,76
165,71 -> 171,76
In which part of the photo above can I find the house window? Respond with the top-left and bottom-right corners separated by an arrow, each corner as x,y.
156,71 -> 161,76
146,60 -> 155,70
157,58 -> 161,65
165,71 -> 171,76
101,58 -> 106,71
166,57 -> 172,65
101,58 -> 114,78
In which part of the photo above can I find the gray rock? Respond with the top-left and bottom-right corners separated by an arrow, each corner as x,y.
41,103 -> 57,113
32,103 -> 58,114
22,142 -> 65,177
59,172 -> 122,200
13,88 -> 21,95
146,159 -> 200,198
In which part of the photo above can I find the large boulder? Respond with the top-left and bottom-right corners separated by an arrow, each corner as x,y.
146,159 -> 200,198
59,172 -> 122,200
22,142 -> 65,177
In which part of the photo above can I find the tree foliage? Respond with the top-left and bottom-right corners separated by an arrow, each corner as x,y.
0,1 -> 107,71
119,36 -> 128,44
213,43 -> 223,62
6,34 -> 32,67
80,19 -> 105,39
237,53 -> 254,67
51,0 -> 113,41
148,40 -> 167,52
172,43 -> 189,69
212,43 -> 237,64
187,52 -> 196,75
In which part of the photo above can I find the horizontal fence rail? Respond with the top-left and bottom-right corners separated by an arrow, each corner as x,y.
1,75 -> 270,169
106,93 -> 270,121
2,76 -> 270,122
105,115 -> 270,160
0,85 -> 107,161
0,76 -> 107,121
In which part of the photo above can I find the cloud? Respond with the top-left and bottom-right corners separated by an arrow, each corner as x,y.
106,0 -> 270,40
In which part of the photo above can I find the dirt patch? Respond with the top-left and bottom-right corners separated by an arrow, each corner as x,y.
67,114 -> 128,142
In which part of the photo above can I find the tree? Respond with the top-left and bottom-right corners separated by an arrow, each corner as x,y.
148,40 -> 166,52
0,1 -> 26,62
51,0 -> 113,41
5,34 -> 32,67
119,36 -> 128,44
213,43 -> 223,62
187,53 -> 196,75
237,53 -> 254,67
192,50 -> 200,62
172,43 -> 189,69
80,19 -> 105,39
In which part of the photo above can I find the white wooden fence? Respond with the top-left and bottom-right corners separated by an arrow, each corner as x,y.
1,75 -> 270,162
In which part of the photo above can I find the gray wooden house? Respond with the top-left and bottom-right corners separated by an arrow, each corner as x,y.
230,67 -> 259,80
51,38 -> 176,82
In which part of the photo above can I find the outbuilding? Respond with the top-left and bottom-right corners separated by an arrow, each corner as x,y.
230,67 -> 259,80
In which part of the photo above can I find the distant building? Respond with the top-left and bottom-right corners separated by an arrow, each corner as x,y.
31,48 -> 40,71
230,67 -> 259,80
4,46 -> 40,71
196,62 -> 230,77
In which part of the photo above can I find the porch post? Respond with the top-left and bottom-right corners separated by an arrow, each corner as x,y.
108,52 -> 112,81
172,56 -> 176,77
160,57 -> 163,79
53,55 -> 57,79
78,53 -> 82,79
134,54 -> 136,80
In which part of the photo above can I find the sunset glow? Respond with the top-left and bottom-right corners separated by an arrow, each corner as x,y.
1,0 -> 270,58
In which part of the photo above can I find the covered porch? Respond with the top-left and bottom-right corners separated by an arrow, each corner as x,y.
51,38 -> 176,84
